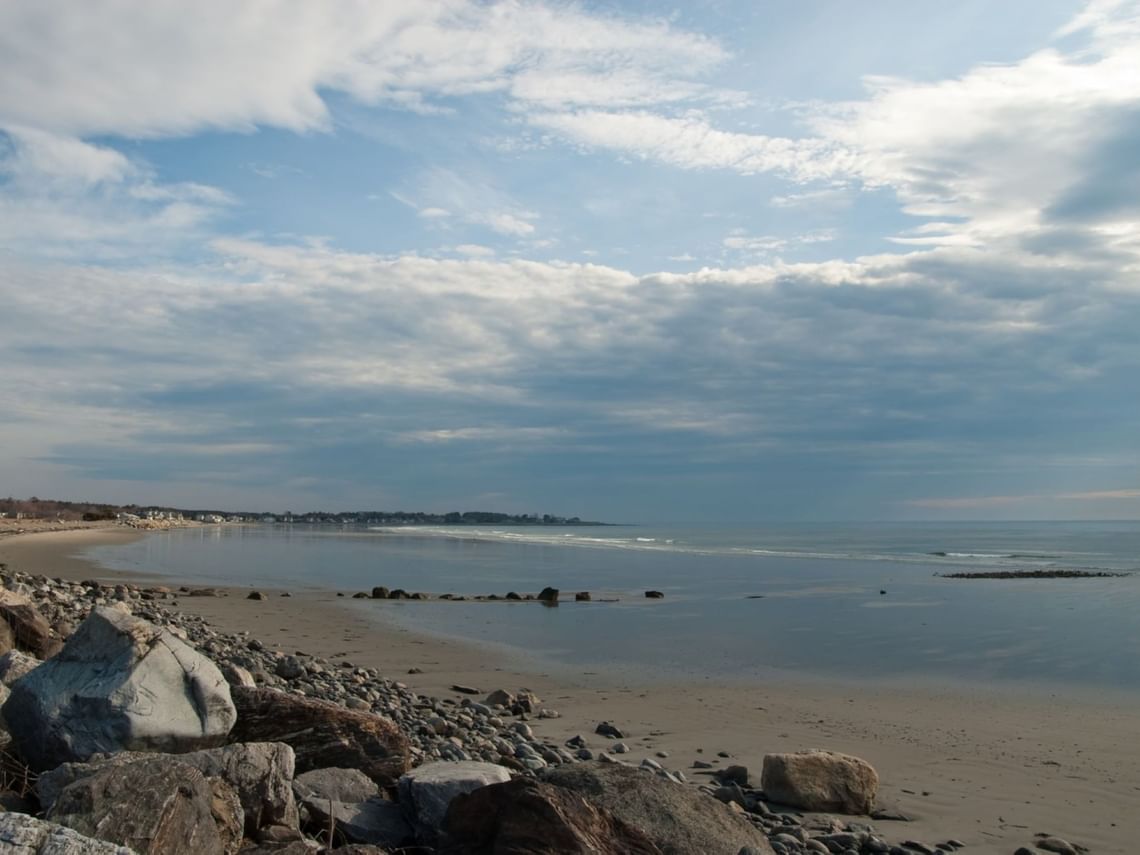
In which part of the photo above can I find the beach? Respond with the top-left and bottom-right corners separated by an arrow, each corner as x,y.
1,525 -> 1136,854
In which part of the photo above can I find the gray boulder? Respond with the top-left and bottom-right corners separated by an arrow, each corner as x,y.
542,761 -> 774,855
0,811 -> 137,854
46,755 -> 243,855
40,742 -> 298,838
760,750 -> 878,815
398,760 -> 513,843
1,605 -> 236,771
293,767 -> 378,804
302,797 -> 412,848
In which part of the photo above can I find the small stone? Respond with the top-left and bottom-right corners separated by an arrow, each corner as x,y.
645,590 -> 664,598
595,721 -> 625,739
247,591 -> 265,600
1035,837 -> 1078,855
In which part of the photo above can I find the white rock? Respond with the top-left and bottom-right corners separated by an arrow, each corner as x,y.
2,606 -> 236,771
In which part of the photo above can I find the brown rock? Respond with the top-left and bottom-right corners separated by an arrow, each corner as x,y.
47,755 -> 243,854
443,776 -> 662,854
761,750 -> 878,815
229,686 -> 410,786
542,762 -> 774,855
0,589 -> 62,659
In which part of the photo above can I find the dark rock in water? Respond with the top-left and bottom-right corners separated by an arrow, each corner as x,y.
541,761 -> 775,854
389,588 -> 409,599
505,591 -> 522,601
352,591 -> 369,599
337,592 -> 345,597
537,587 -> 559,603
247,591 -> 266,600
229,686 -> 410,786
595,721 -> 625,739
644,590 -> 664,599
0,589 -> 62,659
46,755 -> 243,855
0,812 -> 135,854
880,590 -> 887,595
575,591 -> 591,601
3,605 -> 236,771
280,592 -> 292,597
371,586 -> 390,599
442,775 -> 662,854
411,592 -> 426,600
761,750 -> 878,815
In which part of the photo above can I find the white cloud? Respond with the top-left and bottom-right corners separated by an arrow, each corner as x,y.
469,210 -> 536,236
453,243 -> 496,257
418,207 -> 452,219
0,1 -> 727,138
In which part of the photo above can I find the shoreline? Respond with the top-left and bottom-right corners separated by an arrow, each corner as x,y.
0,527 -> 1135,853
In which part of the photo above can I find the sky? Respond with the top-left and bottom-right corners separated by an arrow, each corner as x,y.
1,0 -> 1140,522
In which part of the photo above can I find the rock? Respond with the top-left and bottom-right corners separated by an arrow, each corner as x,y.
0,812 -> 136,854
761,751 -> 878,815
46,755 -> 243,855
1035,837 -> 1079,855
247,591 -> 266,600
718,765 -> 749,786
352,592 -> 369,599
0,650 -> 40,686
229,686 -> 410,786
388,589 -> 409,599
451,684 -> 480,695
595,721 -> 624,739
371,586 -> 390,599
441,776 -> 661,854
537,587 -> 559,603
0,589 -> 62,659
398,760 -> 513,844
2,605 -> 236,771
485,689 -> 516,707
302,796 -> 412,848
294,767 -> 378,804
39,742 -> 299,838
541,762 -> 774,855
575,591 -> 591,601
505,592 -> 522,601
276,655 -> 305,680
644,590 -> 664,599
222,663 -> 257,688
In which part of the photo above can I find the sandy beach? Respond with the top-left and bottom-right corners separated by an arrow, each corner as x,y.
1,526 -> 1136,854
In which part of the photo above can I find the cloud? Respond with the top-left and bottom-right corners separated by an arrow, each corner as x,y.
0,1 -> 727,139
453,243 -> 495,257
469,211 -> 536,237
0,128 -> 232,259
907,488 -> 1140,508
418,207 -> 451,219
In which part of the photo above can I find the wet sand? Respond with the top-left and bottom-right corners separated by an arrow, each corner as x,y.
0,526 -> 1136,854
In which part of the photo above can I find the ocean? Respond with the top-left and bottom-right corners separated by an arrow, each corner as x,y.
84,520 -> 1140,692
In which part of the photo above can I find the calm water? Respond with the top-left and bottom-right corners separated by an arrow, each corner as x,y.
84,521 -> 1140,692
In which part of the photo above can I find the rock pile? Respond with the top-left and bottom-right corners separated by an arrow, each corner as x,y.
0,566 -> 1027,854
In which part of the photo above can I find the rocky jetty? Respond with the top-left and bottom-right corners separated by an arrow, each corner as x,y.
0,566 -> 1063,854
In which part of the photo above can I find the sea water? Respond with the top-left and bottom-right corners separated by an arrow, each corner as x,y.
83,521 -> 1140,691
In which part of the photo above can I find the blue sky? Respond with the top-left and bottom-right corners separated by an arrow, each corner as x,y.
2,0 -> 1139,521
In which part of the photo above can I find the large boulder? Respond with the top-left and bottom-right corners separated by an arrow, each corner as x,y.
398,761 -> 513,844
301,797 -> 412,848
0,589 -> 61,659
40,742 -> 299,838
442,776 -> 662,854
542,761 -> 774,855
293,767 -> 379,804
0,811 -> 136,854
1,605 -> 236,771
46,755 -> 243,855
760,750 -> 878,815
229,686 -> 410,786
